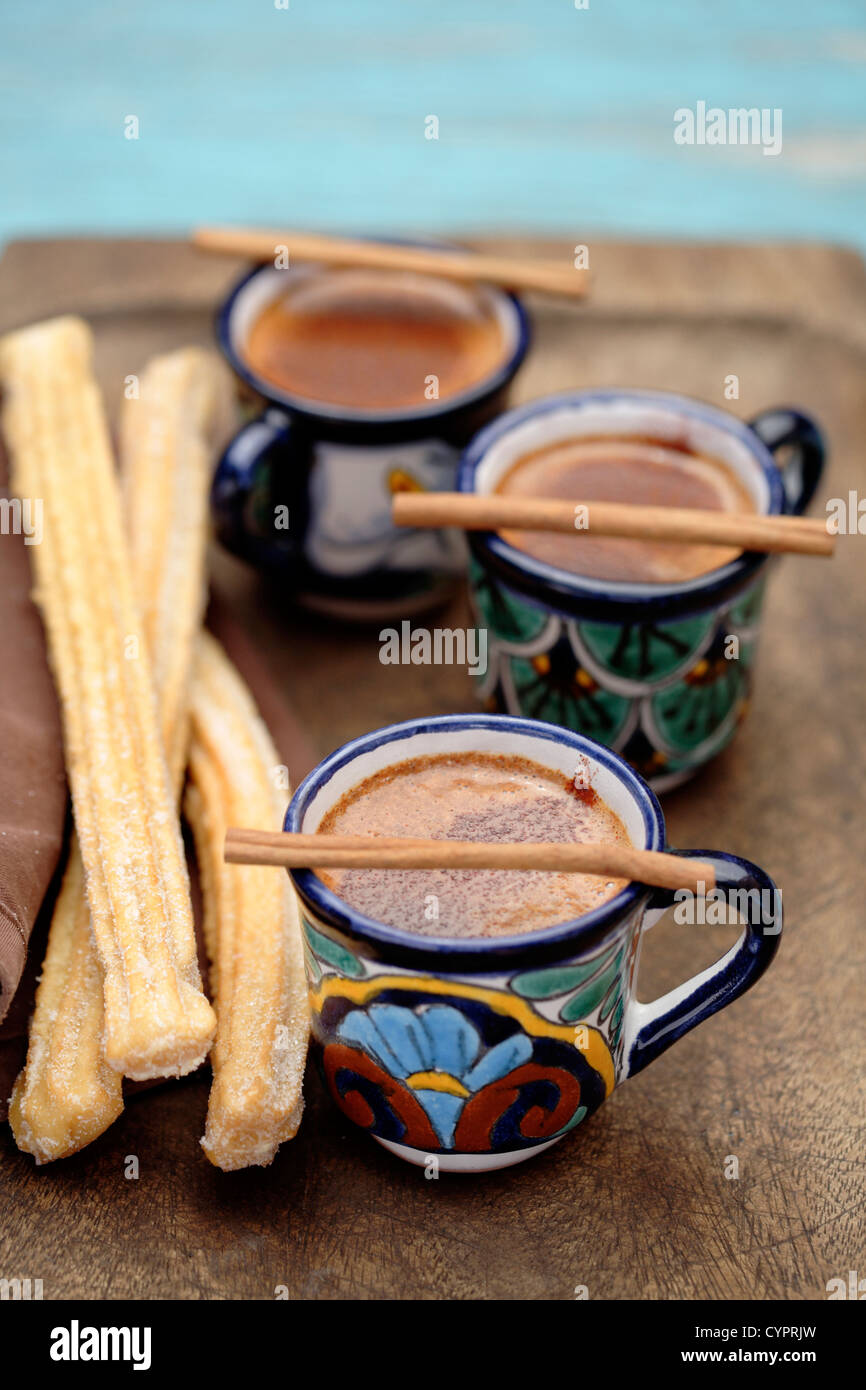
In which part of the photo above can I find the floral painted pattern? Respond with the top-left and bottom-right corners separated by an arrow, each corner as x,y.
304,917 -> 625,1156
336,1003 -> 540,1148
512,934 -> 629,1062
503,649 -> 635,745
469,568 -> 767,787
469,556 -> 554,649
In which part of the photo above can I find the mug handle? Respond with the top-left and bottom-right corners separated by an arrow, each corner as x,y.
749,407 -> 825,516
211,407 -> 308,570
623,850 -> 782,1079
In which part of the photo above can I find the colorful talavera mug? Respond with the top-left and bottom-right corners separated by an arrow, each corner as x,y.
287,713 -> 781,1173
458,390 -> 825,790
211,257 -> 530,621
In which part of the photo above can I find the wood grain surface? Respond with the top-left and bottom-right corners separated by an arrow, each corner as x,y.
0,237 -> 864,1301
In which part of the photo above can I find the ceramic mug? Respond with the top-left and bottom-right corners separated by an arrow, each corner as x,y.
211,258 -> 530,621
458,390 -> 825,790
287,713 -> 781,1173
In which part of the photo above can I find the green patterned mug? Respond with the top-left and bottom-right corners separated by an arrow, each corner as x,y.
458,390 -> 825,790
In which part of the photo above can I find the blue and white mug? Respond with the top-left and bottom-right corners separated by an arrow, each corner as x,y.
287,714 -> 781,1173
212,259 -> 530,620
458,390 -> 825,790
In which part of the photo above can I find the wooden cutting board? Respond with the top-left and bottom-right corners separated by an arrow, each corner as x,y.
1,237 -> 864,1302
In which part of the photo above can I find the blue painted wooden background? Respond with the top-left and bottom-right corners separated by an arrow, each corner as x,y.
2,0 -> 864,250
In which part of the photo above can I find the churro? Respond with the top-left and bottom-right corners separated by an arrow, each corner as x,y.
121,349 -> 228,789
185,631 -> 308,1170
8,844 -> 123,1161
8,344 -> 227,1159
0,318 -> 215,1081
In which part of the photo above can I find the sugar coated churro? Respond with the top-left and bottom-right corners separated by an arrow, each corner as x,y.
9,344 -> 227,1159
0,318 -> 215,1082
8,844 -> 123,1161
122,349 -> 228,789
185,631 -> 309,1171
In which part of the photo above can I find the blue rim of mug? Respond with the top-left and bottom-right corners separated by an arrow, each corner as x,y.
456,388 -> 787,618
286,713 -> 665,971
216,248 -> 531,429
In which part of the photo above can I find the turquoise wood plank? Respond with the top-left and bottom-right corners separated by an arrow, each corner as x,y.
1,1 -> 864,249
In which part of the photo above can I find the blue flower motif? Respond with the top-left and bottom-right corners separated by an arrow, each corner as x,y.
337,1003 -> 532,1148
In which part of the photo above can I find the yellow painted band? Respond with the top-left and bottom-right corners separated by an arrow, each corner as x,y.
406,1070 -> 470,1097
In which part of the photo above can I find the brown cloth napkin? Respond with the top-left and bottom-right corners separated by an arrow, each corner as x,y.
0,437 -> 319,1122
0,439 -> 67,1027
